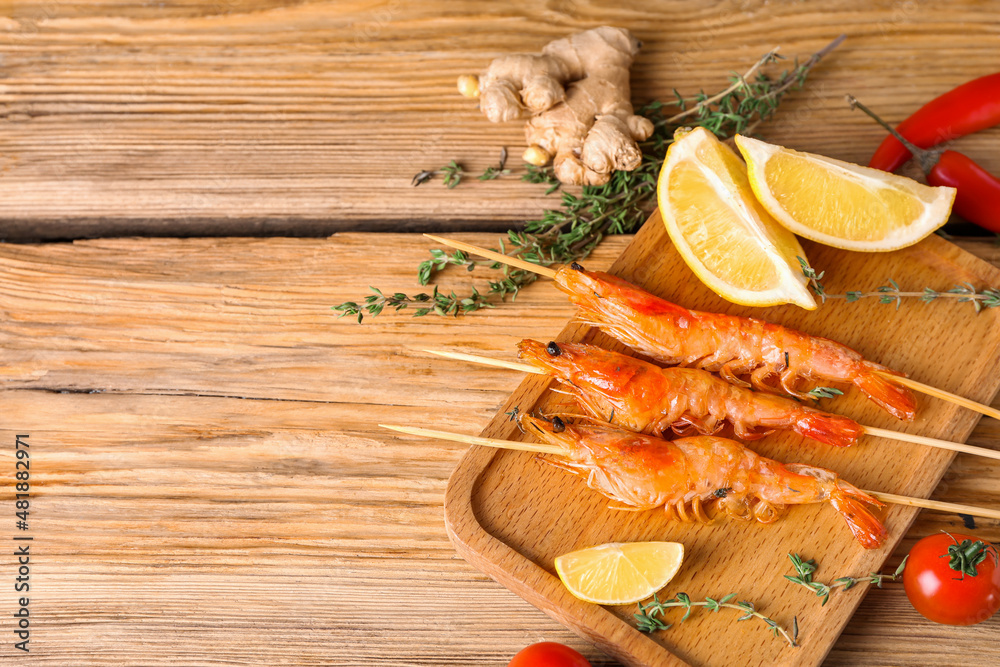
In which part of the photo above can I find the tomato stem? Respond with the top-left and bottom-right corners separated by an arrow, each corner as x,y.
943,530 -> 999,579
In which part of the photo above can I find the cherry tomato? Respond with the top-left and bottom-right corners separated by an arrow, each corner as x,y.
902,532 -> 1000,625
507,641 -> 592,667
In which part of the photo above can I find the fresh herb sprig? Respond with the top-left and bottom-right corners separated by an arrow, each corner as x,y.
333,284 -> 495,323
521,164 -> 561,194
411,160 -> 465,188
635,592 -> 798,647
799,257 -> 1000,313
479,147 -> 510,181
415,149 -> 559,189
806,386 -> 844,401
337,37 -> 844,321
785,553 -> 908,606
416,248 -> 510,285
652,34 -> 845,140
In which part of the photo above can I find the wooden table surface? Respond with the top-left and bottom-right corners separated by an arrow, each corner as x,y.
2,2 -> 999,666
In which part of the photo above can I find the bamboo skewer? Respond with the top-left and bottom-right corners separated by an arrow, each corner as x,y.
422,233 -> 558,279
379,423 -> 563,455
866,491 -> 1000,521
861,426 -> 1000,461
873,370 -> 1000,421
424,234 -> 1000,422
423,349 -> 545,375
380,424 -> 1000,521
423,348 -> 1000,462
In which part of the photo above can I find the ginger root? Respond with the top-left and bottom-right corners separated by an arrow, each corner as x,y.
458,26 -> 653,186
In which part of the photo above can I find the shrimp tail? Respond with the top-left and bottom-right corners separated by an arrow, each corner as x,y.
853,366 -> 917,421
793,412 -> 863,448
828,482 -> 888,550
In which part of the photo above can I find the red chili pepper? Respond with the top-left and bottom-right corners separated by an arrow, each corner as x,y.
927,151 -> 1000,232
869,72 -> 1000,173
863,73 -> 1000,234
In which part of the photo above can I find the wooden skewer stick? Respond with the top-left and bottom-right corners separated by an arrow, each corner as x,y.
866,491 -> 1000,521
426,234 -> 1000,424
422,349 -> 546,375
381,423 -> 1000,521
861,426 -> 1000,461
874,370 -> 1000,421
423,233 -> 559,279
426,348 -> 1000,463
379,424 -> 565,455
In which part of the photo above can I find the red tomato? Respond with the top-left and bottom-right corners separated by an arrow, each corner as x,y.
903,532 -> 1000,625
507,642 -> 592,667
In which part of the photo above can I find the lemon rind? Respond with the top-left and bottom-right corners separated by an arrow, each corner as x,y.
737,135 -> 956,253
658,129 -> 817,310
554,542 -> 684,606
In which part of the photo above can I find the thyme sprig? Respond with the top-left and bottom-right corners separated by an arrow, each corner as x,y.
339,38 -> 843,321
785,553 -> 908,606
799,257 -> 1000,312
806,386 -> 844,401
654,34 -> 844,140
521,164 -> 561,194
635,592 -> 798,647
411,160 -> 465,188
479,147 -> 510,181
417,248 -> 494,285
333,284 -> 495,323
414,150 -> 559,190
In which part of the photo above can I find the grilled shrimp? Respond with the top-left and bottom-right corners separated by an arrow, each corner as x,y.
522,414 -> 888,549
518,339 -> 863,447
553,263 -> 917,421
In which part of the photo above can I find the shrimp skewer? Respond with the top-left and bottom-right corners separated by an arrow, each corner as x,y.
382,422 -> 1000,523
516,339 -> 861,446
556,264 -> 917,421
422,235 -> 921,421
426,234 -> 1000,422
519,415 -> 889,548
425,346 -> 1000,461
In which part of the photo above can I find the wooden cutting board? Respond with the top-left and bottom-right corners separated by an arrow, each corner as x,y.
444,211 -> 1000,667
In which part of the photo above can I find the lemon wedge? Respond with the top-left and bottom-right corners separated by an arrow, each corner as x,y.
554,541 -> 684,605
657,127 -> 816,310
736,134 -> 955,252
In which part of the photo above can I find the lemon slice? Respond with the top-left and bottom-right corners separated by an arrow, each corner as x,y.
554,541 -> 684,605
736,134 -> 956,252
657,127 -> 816,310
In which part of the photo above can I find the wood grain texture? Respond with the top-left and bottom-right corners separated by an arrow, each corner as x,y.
0,0 -> 998,238
1,232 -> 999,666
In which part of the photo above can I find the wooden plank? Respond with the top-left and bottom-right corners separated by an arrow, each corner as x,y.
0,232 -> 626,666
0,1 -> 999,238
2,232 -> 999,665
